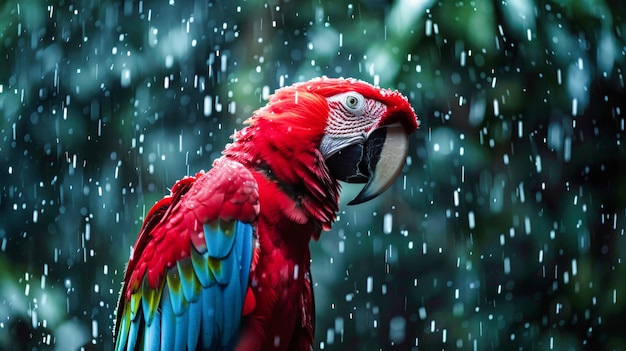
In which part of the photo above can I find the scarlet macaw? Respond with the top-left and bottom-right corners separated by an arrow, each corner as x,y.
114,77 -> 419,350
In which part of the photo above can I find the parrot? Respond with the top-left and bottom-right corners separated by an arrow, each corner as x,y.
114,77 -> 419,351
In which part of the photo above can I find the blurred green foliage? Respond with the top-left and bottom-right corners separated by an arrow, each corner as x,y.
1,0 -> 625,350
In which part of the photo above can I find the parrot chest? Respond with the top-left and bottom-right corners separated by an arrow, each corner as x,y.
242,173 -> 317,350
247,220 -> 314,350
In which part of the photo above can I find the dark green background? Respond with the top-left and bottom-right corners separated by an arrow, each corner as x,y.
1,0 -> 625,350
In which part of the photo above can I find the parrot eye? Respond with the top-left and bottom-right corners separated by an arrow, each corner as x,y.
344,93 -> 364,111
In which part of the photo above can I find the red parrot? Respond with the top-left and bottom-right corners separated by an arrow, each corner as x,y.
114,77 -> 419,350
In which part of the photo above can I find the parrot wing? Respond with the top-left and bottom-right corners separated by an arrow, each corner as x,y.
114,158 -> 259,351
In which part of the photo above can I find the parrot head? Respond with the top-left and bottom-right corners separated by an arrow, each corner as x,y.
225,77 -> 418,224
314,80 -> 419,205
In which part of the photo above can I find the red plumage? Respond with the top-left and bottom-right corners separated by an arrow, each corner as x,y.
115,77 -> 418,351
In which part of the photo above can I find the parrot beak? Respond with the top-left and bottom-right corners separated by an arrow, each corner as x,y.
325,123 -> 409,205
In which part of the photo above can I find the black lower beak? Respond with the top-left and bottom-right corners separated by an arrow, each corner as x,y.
326,124 -> 409,205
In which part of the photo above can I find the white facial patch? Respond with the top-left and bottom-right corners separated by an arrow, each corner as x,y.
324,92 -> 386,137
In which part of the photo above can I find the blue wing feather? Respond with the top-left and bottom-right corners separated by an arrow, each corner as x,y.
159,286 -> 175,351
235,221 -> 254,298
204,220 -> 236,259
143,309 -> 160,351
177,259 -> 202,303
209,252 -> 233,285
186,296 -> 202,350
165,268 -> 187,316
115,306 -> 130,351
141,276 -> 163,326
212,283 -> 225,347
201,285 -> 218,349
221,255 -> 242,345
191,245 -> 215,287
176,311 -> 190,351
127,312 -> 140,351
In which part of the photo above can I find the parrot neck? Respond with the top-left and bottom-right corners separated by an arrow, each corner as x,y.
223,124 -> 341,234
